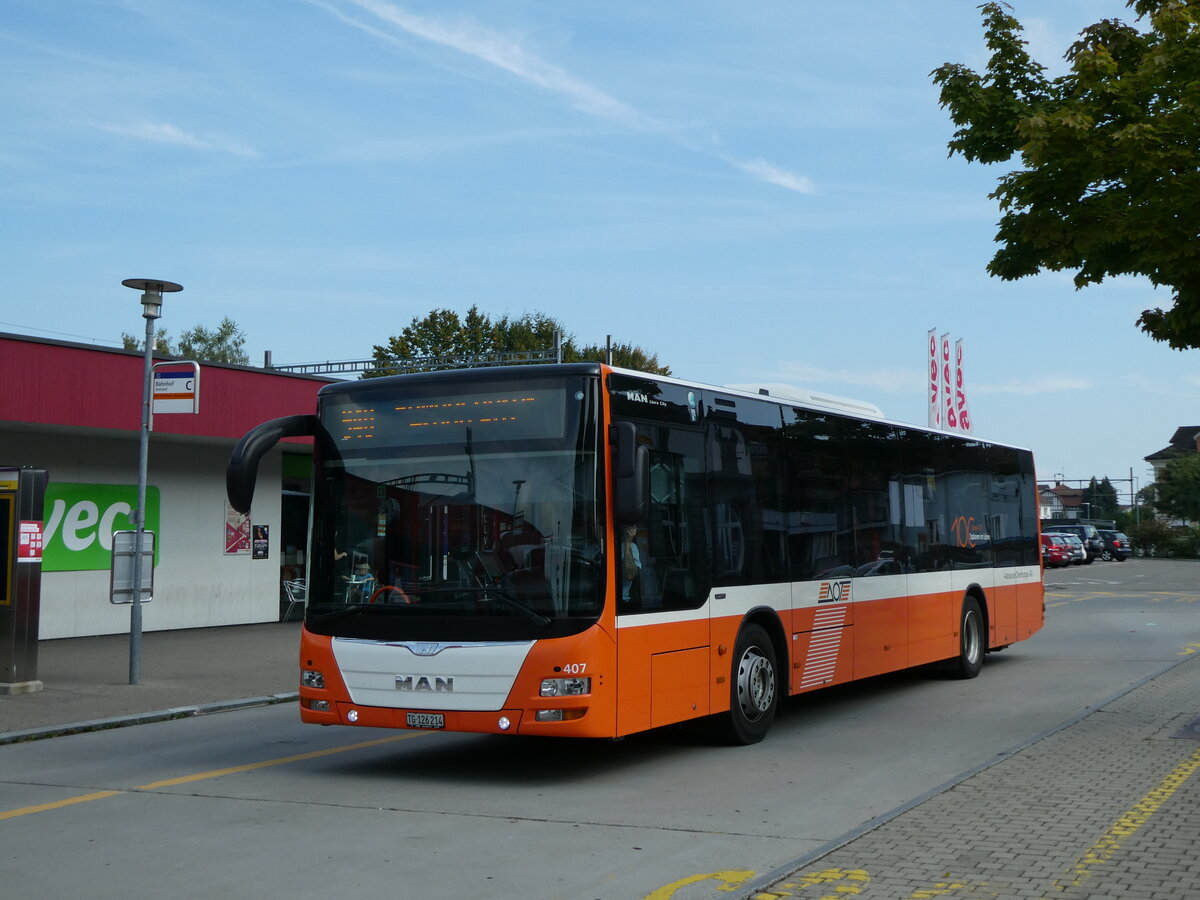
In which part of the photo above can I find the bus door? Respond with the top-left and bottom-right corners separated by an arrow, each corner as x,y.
705,393 -> 789,682
609,375 -> 711,735
845,420 -> 908,680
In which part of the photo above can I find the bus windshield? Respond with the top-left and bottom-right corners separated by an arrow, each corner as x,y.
306,374 -> 605,642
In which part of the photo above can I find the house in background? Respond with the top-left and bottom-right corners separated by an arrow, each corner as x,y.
1039,482 -> 1085,522
1145,426 -> 1200,479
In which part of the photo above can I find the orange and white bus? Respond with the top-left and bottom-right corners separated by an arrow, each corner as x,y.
227,363 -> 1043,744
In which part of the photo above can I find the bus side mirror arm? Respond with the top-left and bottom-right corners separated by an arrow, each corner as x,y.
612,421 -> 648,525
227,414 -> 318,514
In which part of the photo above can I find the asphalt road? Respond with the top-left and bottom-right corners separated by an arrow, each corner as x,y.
3,558 -> 1199,899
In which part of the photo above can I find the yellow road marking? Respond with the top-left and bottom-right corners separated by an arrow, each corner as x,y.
1049,746 -> 1200,894
0,790 -> 122,821
137,732 -> 421,789
644,869 -> 754,898
746,867 -> 869,898
0,732 -> 421,820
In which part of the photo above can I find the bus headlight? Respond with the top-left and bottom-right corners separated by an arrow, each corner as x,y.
301,669 -> 325,688
540,677 -> 591,697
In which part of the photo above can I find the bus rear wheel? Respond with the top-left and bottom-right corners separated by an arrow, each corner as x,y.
716,623 -> 778,745
945,596 -> 985,679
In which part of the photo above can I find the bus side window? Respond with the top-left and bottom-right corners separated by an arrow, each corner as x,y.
707,397 -> 785,587
785,409 -> 853,581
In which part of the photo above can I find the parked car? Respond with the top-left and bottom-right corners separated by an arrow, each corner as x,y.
1097,529 -> 1130,561
1055,533 -> 1088,565
1043,524 -> 1104,563
1040,533 -> 1072,568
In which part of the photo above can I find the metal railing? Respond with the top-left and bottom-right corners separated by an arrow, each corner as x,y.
265,334 -> 563,376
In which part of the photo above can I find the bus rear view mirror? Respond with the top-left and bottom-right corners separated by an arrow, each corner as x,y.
612,421 -> 648,525
227,414 -> 317,514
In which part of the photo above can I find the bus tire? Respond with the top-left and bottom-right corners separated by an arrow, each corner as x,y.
946,595 -> 985,679
716,623 -> 779,745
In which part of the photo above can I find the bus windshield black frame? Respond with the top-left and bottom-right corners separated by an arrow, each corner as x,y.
306,367 -> 606,643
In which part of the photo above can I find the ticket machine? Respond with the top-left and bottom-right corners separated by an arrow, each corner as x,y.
0,466 -> 47,694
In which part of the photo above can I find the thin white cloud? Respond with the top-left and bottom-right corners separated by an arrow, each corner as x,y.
347,0 -> 645,128
322,0 -> 813,195
731,158 -> 816,195
94,121 -> 259,158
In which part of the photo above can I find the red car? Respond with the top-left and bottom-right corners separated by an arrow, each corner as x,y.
1040,533 -> 1071,568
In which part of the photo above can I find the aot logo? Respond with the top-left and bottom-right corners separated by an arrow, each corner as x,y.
817,580 -> 851,603
41,483 -> 161,572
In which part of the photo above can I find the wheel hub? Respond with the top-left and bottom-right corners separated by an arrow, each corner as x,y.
736,648 -> 775,721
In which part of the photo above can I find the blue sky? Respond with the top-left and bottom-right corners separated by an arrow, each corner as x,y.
2,1 -> 1191,501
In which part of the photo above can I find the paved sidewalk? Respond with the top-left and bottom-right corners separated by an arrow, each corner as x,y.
739,654 -> 1200,900
0,621 -> 301,743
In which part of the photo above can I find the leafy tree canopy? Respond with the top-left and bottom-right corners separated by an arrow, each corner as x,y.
366,305 -> 670,377
123,316 -> 249,365
1154,452 -> 1200,521
932,1 -> 1200,348
1086,475 -> 1121,520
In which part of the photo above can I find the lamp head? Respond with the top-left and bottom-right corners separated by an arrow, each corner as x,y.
121,278 -> 183,321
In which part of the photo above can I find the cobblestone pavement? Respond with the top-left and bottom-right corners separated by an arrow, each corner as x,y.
738,655 -> 1200,900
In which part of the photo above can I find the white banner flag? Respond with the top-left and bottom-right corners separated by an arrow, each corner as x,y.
941,333 -> 957,430
927,329 -> 941,429
954,339 -> 973,434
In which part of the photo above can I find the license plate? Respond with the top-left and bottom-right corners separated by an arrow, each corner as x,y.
406,712 -> 444,729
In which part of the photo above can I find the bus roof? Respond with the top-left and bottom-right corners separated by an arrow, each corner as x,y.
318,363 -> 1030,453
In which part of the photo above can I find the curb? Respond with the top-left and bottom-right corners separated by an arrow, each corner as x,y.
0,692 -> 299,746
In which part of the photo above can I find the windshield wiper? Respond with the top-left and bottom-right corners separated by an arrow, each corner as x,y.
447,585 -> 551,626
308,603 -> 405,625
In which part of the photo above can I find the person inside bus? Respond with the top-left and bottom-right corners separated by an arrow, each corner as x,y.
621,524 -> 641,604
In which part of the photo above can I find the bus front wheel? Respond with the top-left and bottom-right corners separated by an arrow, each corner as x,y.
945,596 -> 985,679
716,623 -> 779,745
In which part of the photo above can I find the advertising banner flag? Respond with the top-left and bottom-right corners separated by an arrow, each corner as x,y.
928,329 -> 974,435
927,329 -> 941,429
955,339 -> 973,434
941,333 -> 957,430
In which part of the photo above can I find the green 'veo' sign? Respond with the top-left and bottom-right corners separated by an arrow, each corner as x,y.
41,483 -> 161,572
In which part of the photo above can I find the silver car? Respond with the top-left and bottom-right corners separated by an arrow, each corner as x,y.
1057,533 -> 1088,565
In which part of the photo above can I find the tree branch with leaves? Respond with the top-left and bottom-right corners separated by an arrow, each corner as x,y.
932,1 -> 1200,348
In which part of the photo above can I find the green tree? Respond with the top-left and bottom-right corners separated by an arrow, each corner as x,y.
1085,476 -> 1120,520
122,316 -> 248,365
575,340 -> 670,373
177,317 -> 248,365
121,330 -> 174,353
931,2 -> 1200,348
366,306 -> 670,377
1154,453 -> 1200,521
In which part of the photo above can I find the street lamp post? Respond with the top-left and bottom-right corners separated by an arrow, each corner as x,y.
121,278 -> 183,685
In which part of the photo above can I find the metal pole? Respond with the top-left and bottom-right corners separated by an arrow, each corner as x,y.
129,312 -> 155,684
121,277 -> 181,686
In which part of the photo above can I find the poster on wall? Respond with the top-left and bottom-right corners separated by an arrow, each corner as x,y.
253,525 -> 269,560
41,483 -> 161,572
225,501 -> 251,555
